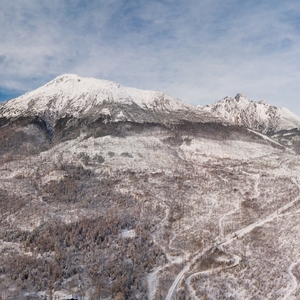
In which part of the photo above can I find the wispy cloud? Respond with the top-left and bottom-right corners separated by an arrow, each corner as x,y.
1,0 -> 300,114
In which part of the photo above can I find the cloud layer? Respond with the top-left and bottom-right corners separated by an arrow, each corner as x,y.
1,0 -> 300,113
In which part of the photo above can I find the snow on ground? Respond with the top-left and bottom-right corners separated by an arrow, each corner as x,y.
41,170 -> 66,185
247,129 -> 286,148
39,133 -> 185,174
180,136 -> 280,162
125,86 -> 193,111
283,260 -> 300,300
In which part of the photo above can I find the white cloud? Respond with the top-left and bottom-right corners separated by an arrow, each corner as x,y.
1,0 -> 300,114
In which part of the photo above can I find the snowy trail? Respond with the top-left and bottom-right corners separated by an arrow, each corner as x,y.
186,277 -> 200,300
220,177 -> 300,244
167,173 -> 253,299
283,260 -> 300,300
148,202 -> 186,300
218,200 -> 240,238
39,196 -> 49,206
165,234 -> 243,300
147,201 -> 170,299
165,176 -> 300,299
165,246 -> 212,300
253,173 -> 260,198
148,265 -> 165,300
222,192 -> 300,245
185,247 -> 241,300
218,172 -> 258,238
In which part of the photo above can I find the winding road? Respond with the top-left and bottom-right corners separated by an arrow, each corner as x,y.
165,175 -> 300,299
283,260 -> 300,300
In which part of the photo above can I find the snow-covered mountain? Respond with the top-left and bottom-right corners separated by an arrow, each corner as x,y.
200,93 -> 300,134
0,74 -> 215,130
0,74 -> 189,116
2,75 -> 300,299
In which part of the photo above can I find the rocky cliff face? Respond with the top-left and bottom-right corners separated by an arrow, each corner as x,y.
1,76 -> 300,299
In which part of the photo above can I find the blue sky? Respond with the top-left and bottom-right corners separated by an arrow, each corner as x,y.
1,0 -> 300,114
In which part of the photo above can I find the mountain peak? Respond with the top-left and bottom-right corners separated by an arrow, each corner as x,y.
0,74 -> 217,132
53,73 -> 80,80
47,73 -> 82,85
234,93 -> 249,102
201,94 -> 300,134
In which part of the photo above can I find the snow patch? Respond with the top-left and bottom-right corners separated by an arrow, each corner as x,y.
120,229 -> 136,238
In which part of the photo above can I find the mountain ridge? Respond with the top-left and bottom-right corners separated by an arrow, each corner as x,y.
2,75 -> 300,137
2,74 -> 300,153
0,74 -> 226,147
199,93 -> 300,134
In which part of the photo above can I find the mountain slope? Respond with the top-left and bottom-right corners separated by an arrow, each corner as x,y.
1,76 -> 300,299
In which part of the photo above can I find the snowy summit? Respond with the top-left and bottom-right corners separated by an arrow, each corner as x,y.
0,74 -> 193,120
200,93 -> 300,134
